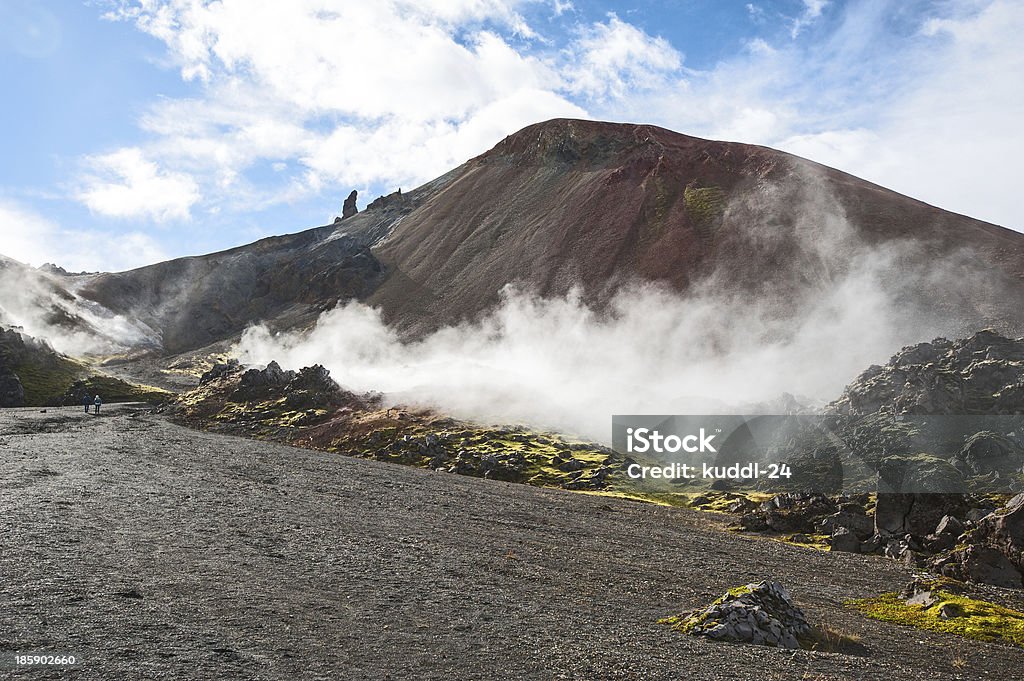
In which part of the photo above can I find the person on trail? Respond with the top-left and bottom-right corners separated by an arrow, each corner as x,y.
82,393 -> 91,413
93,394 -> 102,415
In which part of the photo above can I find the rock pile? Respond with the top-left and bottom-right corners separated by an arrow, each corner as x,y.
670,581 -> 812,649
829,330 -> 1024,416
200,358 -> 240,385
738,493 -> 841,534
729,487 -> 1024,587
228,360 -> 350,410
931,493 -> 1024,588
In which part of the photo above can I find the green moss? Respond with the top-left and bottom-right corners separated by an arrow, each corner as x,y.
779,533 -> 831,551
13,355 -> 85,405
658,613 -> 699,634
12,354 -> 171,406
576,490 -> 691,507
684,184 -> 725,238
848,591 -> 1024,647
683,491 -> 773,513
722,584 -> 754,600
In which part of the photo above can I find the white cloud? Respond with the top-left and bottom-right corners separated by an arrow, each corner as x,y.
84,0 -> 1024,235
581,1 -> 1023,231
791,0 -> 828,38
77,147 -> 200,221
773,0 -> 1024,229
0,199 -> 167,271
87,0 -> 609,214
564,15 -> 682,100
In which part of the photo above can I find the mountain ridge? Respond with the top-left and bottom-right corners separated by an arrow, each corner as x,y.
3,118 -> 1024,357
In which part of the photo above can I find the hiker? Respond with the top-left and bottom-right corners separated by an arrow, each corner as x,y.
93,394 -> 102,415
82,393 -> 91,413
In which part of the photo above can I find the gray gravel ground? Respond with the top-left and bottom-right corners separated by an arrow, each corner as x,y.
2,405 -> 1023,680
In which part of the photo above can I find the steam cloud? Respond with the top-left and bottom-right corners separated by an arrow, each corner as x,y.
234,167 -> 964,442
0,261 -> 157,355
235,282 -> 906,442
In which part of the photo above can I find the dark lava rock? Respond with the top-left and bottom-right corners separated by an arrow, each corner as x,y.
932,545 -> 1022,588
874,455 -> 967,539
975,492 -> 1024,571
925,515 -> 965,552
670,581 -> 812,649
817,511 -> 874,540
954,431 -> 1024,476
739,493 -> 838,534
200,359 -> 241,385
829,527 -> 861,554
829,330 -> 1024,416
928,494 -> 1024,587
0,364 -> 25,407
342,190 -> 358,219
874,492 -> 968,539
240,361 -> 295,390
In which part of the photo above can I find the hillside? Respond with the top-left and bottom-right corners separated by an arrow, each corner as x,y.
368,119 -> 1024,335
13,118 -> 1021,357
0,325 -> 170,407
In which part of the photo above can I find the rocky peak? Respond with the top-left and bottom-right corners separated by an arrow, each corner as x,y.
481,118 -> 688,167
366,188 -> 406,212
342,190 -> 358,219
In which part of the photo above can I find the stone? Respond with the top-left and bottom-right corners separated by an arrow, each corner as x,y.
962,546 -> 1022,588
974,493 -> 1024,571
342,190 -> 358,219
967,507 -> 996,523
956,431 -> 1024,476
672,581 -> 812,650
926,514 -> 965,552
818,511 -> 874,539
935,514 -> 965,537
933,545 -> 1023,588
829,527 -> 860,553
860,534 -> 883,554
200,359 -> 240,385
828,331 -> 1024,416
875,491 -> 968,539
558,458 -> 585,472
240,361 -> 295,390
906,590 -> 938,608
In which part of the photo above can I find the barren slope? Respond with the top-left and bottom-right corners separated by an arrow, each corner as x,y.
367,119 -> 1024,336
3,405 -> 1023,679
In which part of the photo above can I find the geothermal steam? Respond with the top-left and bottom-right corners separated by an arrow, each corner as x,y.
235,169 -> 958,442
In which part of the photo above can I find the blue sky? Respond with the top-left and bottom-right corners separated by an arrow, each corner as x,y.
1,0 -> 1021,272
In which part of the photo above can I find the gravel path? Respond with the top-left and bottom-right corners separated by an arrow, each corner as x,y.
2,405 -> 1021,680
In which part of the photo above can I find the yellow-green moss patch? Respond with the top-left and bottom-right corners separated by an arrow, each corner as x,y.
848,591 -> 1024,648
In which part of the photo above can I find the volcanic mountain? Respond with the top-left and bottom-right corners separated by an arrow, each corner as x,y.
6,118 -> 1024,357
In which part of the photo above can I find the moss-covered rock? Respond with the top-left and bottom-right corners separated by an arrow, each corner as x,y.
849,587 -> 1024,648
661,580 -> 812,649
